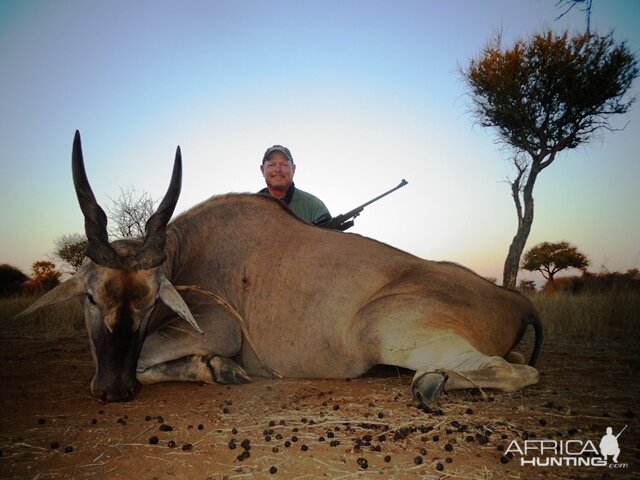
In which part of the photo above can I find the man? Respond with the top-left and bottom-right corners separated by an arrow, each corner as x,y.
259,145 -> 331,225
599,427 -> 621,463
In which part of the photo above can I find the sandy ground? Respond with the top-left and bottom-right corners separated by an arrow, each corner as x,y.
0,331 -> 638,480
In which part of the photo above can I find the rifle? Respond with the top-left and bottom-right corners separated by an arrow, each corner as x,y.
315,179 -> 408,231
616,425 -> 628,438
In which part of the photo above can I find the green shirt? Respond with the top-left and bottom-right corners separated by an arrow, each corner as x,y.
260,183 -> 330,224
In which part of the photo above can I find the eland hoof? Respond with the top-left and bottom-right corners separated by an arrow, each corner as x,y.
411,370 -> 448,403
208,356 -> 252,385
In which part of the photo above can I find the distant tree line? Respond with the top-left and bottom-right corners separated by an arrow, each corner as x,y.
518,269 -> 640,295
517,240 -> 638,294
0,261 -> 61,297
551,269 -> 640,294
0,264 -> 29,296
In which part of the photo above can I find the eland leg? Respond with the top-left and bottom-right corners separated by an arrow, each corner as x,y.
137,354 -> 251,385
410,355 -> 539,403
137,303 -> 248,384
374,329 -> 536,403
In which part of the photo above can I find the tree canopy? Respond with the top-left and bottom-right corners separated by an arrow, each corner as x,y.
522,241 -> 589,284
0,264 -> 28,297
29,261 -> 62,291
466,31 -> 637,156
54,233 -> 87,273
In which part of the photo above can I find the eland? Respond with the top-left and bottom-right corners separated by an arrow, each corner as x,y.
20,131 -> 543,403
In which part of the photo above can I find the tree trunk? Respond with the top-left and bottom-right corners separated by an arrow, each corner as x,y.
544,273 -> 557,293
503,220 -> 533,289
502,165 -> 539,289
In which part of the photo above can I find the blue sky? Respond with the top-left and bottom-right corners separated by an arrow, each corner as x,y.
1,0 -> 639,286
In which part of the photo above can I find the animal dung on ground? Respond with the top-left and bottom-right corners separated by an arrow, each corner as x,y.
236,450 -> 250,461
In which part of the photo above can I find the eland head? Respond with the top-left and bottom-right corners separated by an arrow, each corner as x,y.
18,131 -> 202,402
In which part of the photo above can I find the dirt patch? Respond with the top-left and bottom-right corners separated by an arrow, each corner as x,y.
0,333 -> 638,479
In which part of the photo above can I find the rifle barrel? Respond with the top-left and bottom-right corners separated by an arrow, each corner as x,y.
318,179 -> 408,230
615,425 -> 628,438
358,179 -> 408,210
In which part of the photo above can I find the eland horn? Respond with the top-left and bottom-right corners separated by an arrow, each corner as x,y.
72,130 -> 120,268
135,146 -> 182,270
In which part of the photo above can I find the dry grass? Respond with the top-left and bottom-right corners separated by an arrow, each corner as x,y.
529,288 -> 640,343
0,293 -> 84,340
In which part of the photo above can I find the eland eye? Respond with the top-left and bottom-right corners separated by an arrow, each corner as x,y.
86,293 -> 96,305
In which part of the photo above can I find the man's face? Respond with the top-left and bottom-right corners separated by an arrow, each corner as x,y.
260,152 -> 296,193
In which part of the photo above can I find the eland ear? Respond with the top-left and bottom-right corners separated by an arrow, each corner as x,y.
16,275 -> 85,319
157,274 -> 204,334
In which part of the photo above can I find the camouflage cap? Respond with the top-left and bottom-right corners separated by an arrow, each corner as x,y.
262,145 -> 294,164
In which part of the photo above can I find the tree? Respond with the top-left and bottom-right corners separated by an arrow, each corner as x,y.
463,30 -> 638,288
518,279 -> 537,293
521,241 -> 589,290
107,186 -> 157,239
556,0 -> 593,34
0,264 -> 28,297
54,233 -> 87,273
29,260 -> 62,291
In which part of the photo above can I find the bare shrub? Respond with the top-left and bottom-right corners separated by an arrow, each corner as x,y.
107,186 -> 157,239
